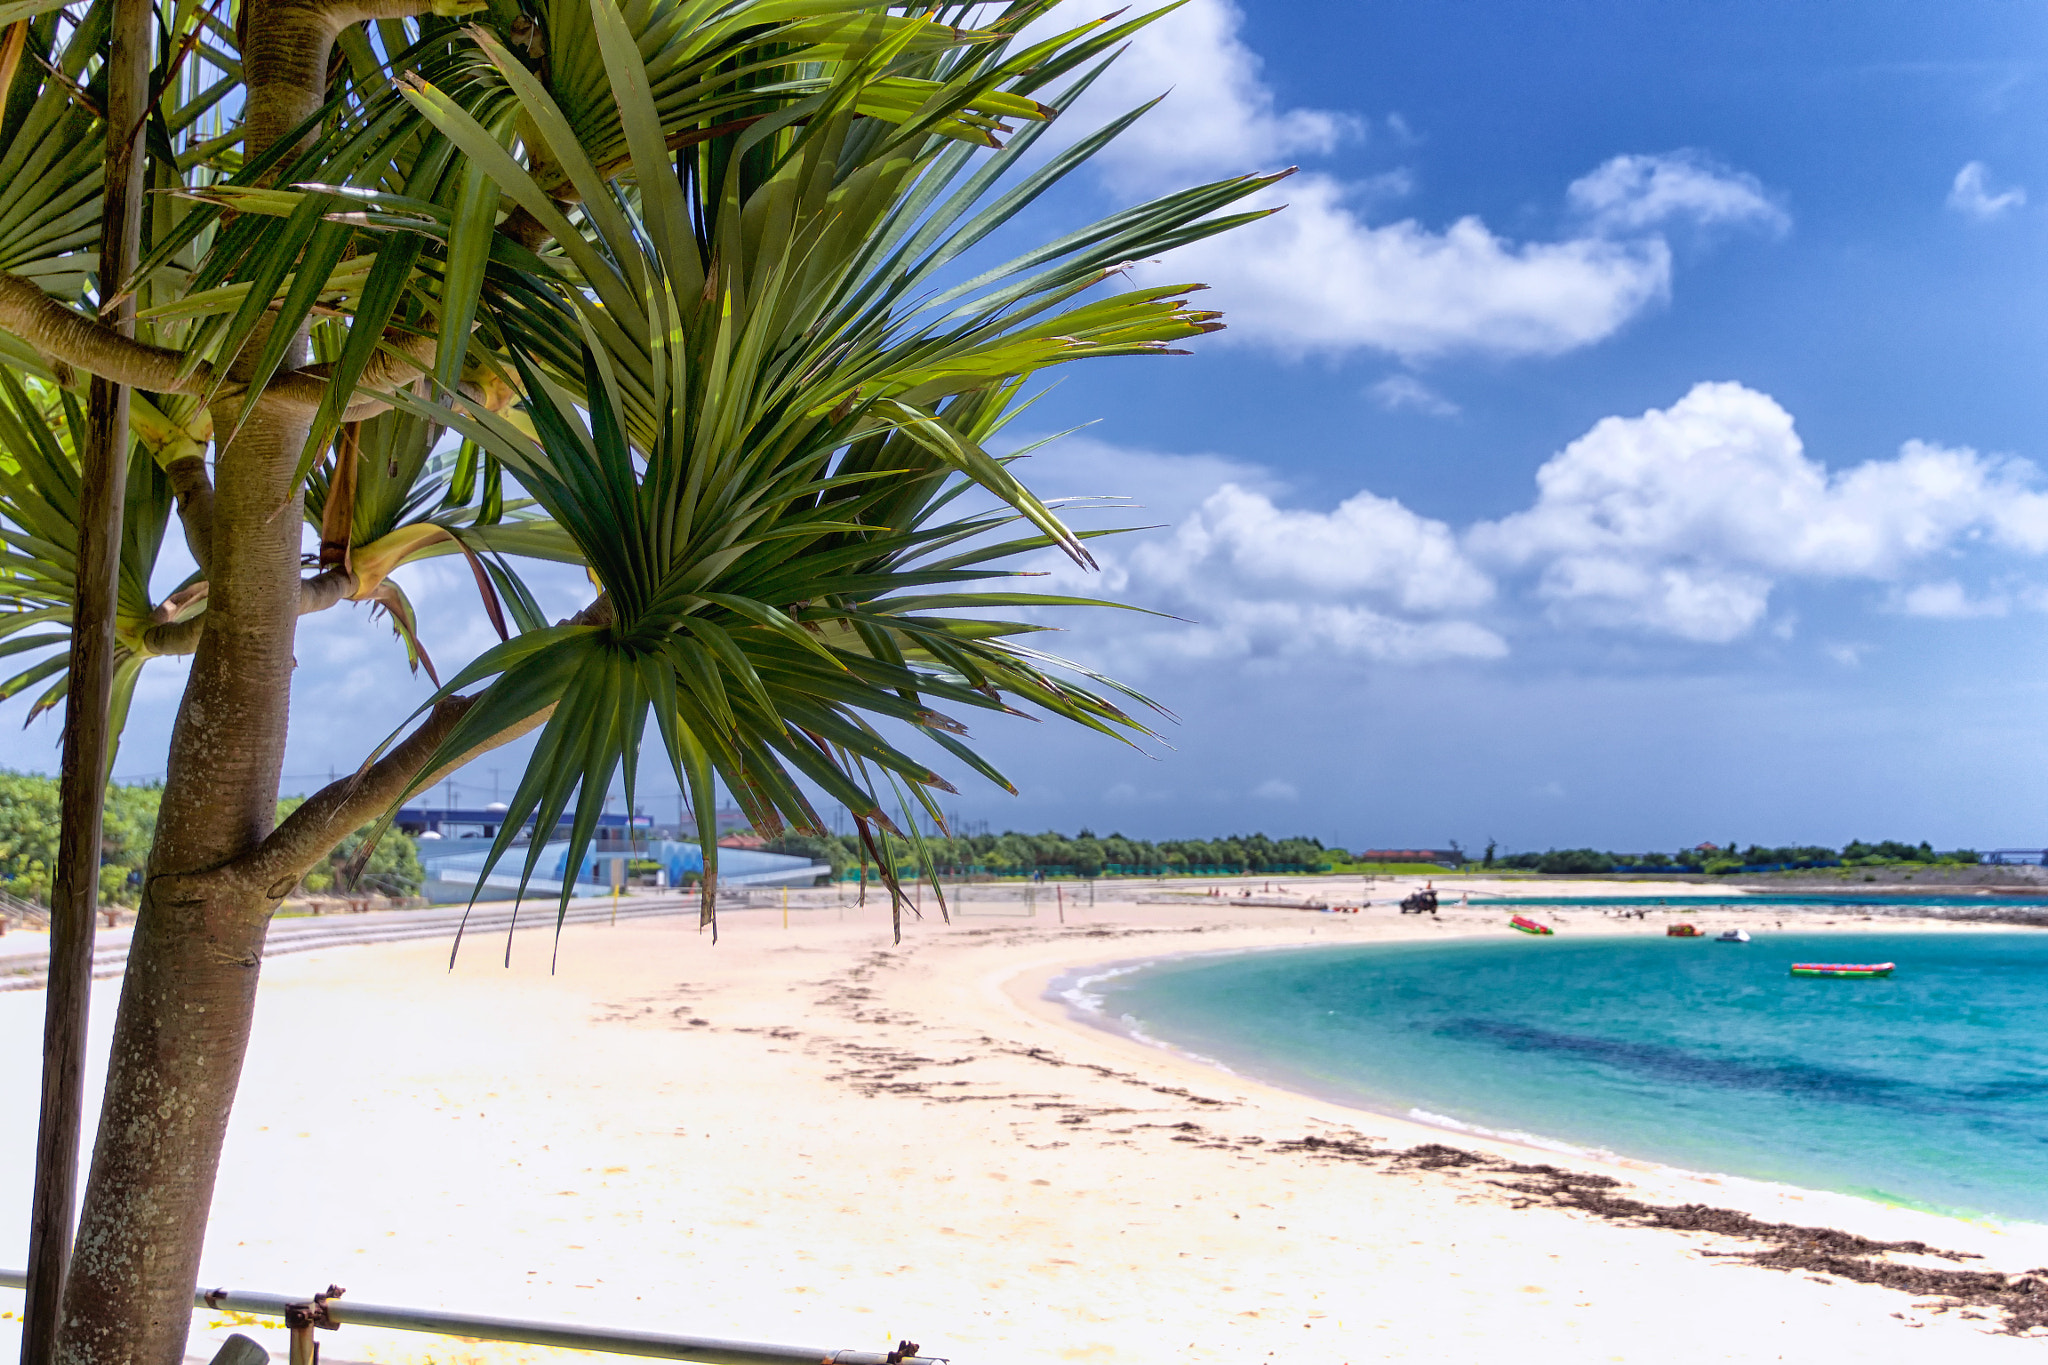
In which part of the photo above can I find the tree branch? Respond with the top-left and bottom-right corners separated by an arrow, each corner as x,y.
139,566 -> 356,654
563,593 -> 613,628
234,689 -> 553,897
243,0 -> 446,157
164,453 -> 215,576
2,271 -> 455,422
213,583 -> 607,897
0,271 -> 197,392
297,563 -> 355,613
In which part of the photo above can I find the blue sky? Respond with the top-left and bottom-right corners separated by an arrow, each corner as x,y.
13,0 -> 2048,854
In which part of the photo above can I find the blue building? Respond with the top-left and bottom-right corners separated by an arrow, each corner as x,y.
417,836 -> 827,903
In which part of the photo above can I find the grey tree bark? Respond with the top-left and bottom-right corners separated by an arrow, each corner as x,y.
21,0 -> 150,1356
52,5 -> 413,1361
36,4 -> 568,1356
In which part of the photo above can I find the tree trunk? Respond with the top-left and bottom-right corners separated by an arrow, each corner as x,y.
46,4 -> 519,1358
53,0 -> 329,1348
57,402 -> 308,1365
21,0 -> 149,1353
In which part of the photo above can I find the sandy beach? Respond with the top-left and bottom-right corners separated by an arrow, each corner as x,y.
5,877 -> 2046,1364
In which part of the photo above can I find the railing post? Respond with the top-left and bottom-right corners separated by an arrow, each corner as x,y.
284,1286 -> 344,1365
208,1335 -> 269,1365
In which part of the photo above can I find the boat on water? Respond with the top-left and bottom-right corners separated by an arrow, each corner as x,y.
1509,914 -> 1553,936
1790,962 -> 1895,979
1717,928 -> 1751,943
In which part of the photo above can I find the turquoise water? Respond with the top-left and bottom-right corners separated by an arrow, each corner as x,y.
1084,932 -> 2048,1223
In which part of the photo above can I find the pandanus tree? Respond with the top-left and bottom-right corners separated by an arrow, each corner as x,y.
0,0 -> 1275,1359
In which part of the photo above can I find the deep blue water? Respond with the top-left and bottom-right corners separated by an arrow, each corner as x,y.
1083,932 -> 2048,1223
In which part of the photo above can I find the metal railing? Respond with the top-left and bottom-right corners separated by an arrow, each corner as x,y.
0,887 -> 47,928
0,1270 -> 945,1365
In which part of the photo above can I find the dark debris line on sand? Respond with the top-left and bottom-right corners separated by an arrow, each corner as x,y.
648,922 -> 2048,1340
1278,1136 -> 2048,1336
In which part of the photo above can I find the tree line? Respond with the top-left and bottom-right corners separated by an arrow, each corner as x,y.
762,828 -> 1340,878
1488,839 -> 1979,875
0,771 -> 422,905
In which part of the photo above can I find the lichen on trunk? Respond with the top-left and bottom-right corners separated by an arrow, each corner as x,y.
52,3 -> 393,1358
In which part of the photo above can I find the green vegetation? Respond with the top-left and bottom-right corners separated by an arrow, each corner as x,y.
1322,861 -> 1464,876
275,796 -> 424,898
1495,841 -> 1982,875
0,774 -> 424,905
764,829 -> 1338,879
0,769 -> 160,905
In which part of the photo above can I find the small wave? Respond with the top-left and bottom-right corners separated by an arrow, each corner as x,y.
1047,961 -> 1243,1075
1407,1108 -> 1613,1159
1055,961 -> 1149,1019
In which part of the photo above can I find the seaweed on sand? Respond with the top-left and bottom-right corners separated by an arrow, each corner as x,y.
1498,1164 -> 2048,1336
1271,1136 -> 2048,1335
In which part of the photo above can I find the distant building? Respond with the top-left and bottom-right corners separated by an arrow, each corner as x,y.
397,804 -> 650,844
397,804 -> 751,844
1982,849 -> 2046,866
1360,848 -> 1464,866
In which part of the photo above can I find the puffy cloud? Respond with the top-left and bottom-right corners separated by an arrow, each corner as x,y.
1024,2 -> 1777,362
1469,382 -> 2048,641
1891,581 -> 2008,619
1027,381 -> 2048,668
1149,177 -> 1673,360
1947,162 -> 2026,220
1046,0 -> 1356,188
1567,152 -> 1788,236
1161,600 -> 1508,665
1045,481 -> 1505,667
1370,374 -> 1459,417
1129,483 -> 1493,613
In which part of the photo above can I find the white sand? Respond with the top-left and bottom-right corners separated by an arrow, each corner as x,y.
4,878 -> 2045,1364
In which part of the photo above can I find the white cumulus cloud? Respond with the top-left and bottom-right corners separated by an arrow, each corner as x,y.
1468,382 -> 2048,641
1027,3 -> 1782,360
1370,374 -> 1459,417
1567,152 -> 1788,236
1017,385 -> 2048,674
1151,177 -> 1674,360
1891,581 -> 2009,619
1130,483 -> 1494,613
1947,162 -> 2026,220
1039,479 -> 1505,667
1049,0 -> 1356,188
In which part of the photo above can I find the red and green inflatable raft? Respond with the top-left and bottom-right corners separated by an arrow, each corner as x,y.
1509,915 -> 1554,936
1790,962 -> 1895,979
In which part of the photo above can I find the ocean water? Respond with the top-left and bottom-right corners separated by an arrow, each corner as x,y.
1081,931 -> 2048,1224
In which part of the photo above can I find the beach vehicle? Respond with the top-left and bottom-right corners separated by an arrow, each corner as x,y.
1790,962 -> 1896,979
1399,888 -> 1439,915
1666,923 -> 1702,937
1716,929 -> 1751,943
1509,914 -> 1553,935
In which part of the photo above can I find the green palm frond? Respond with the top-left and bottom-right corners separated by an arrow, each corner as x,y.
0,0 -> 1273,945
0,1 -> 110,296
0,370 -> 172,759
351,0 -> 1272,938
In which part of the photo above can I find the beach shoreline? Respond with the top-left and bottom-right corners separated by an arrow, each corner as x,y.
5,876 -> 2047,1363
1006,909 -> 2048,1245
